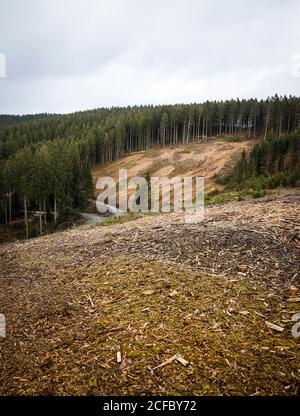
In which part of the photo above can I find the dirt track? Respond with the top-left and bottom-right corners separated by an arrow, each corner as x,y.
0,190 -> 299,395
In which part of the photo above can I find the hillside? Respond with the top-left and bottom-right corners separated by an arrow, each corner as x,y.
91,140 -> 254,197
2,95 -> 299,230
0,189 -> 299,395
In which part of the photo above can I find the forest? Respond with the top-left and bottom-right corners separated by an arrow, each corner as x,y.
0,95 -> 300,236
224,131 -> 300,192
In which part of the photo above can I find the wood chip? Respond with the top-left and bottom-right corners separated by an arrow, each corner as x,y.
116,351 -> 122,363
265,321 -> 285,332
85,294 -> 95,308
289,285 -> 298,294
143,290 -> 155,295
175,353 -> 189,366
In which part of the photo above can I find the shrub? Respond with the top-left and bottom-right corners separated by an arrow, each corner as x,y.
58,207 -> 82,223
206,188 -> 220,198
252,189 -> 265,198
237,192 -> 244,201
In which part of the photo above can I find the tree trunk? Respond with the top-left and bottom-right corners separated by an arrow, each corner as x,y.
287,114 -> 291,133
8,191 -> 12,223
197,114 -> 201,139
43,197 -> 47,224
278,116 -> 282,137
39,200 -> 43,235
39,199 -> 43,236
54,194 -> 57,223
187,118 -> 191,143
253,114 -> 257,137
264,112 -> 269,140
4,198 -> 7,224
24,196 -> 28,239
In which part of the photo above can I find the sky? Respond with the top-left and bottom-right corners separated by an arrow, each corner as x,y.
0,0 -> 300,114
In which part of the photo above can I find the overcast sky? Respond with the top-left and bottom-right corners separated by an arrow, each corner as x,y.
0,0 -> 300,114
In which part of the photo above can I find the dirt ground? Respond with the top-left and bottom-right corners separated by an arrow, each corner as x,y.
0,189 -> 299,395
92,140 -> 254,194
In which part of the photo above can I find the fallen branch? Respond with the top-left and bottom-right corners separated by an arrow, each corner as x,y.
85,294 -> 95,308
265,321 -> 284,332
151,353 -> 189,371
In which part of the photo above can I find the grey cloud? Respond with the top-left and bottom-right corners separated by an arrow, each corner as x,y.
0,0 -> 299,114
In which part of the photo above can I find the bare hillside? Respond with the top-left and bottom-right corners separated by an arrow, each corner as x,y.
0,190 -> 299,395
92,140 -> 254,194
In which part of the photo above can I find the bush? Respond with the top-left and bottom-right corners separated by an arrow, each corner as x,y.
58,207 -> 82,223
29,227 -> 38,238
237,192 -> 244,201
252,189 -> 265,198
206,188 -> 220,198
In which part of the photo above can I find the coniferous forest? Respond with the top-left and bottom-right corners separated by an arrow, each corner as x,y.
0,95 -> 300,234
225,131 -> 300,191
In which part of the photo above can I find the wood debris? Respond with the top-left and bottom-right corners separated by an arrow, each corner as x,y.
265,321 -> 285,332
143,289 -> 155,295
152,353 -> 189,371
0,189 -> 299,395
85,294 -> 95,308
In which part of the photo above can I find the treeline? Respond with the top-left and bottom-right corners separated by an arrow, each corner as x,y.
1,95 -> 299,164
0,95 -> 300,232
225,131 -> 300,191
0,113 -> 50,127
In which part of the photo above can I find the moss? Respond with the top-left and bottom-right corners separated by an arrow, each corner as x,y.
127,350 -> 143,359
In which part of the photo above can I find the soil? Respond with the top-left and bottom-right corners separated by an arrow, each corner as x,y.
92,140 -> 254,194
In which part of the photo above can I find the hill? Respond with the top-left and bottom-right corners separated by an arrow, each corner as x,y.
91,139 -> 254,197
1,95 -> 299,229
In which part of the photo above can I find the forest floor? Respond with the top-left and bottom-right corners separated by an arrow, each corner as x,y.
0,189 -> 300,395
